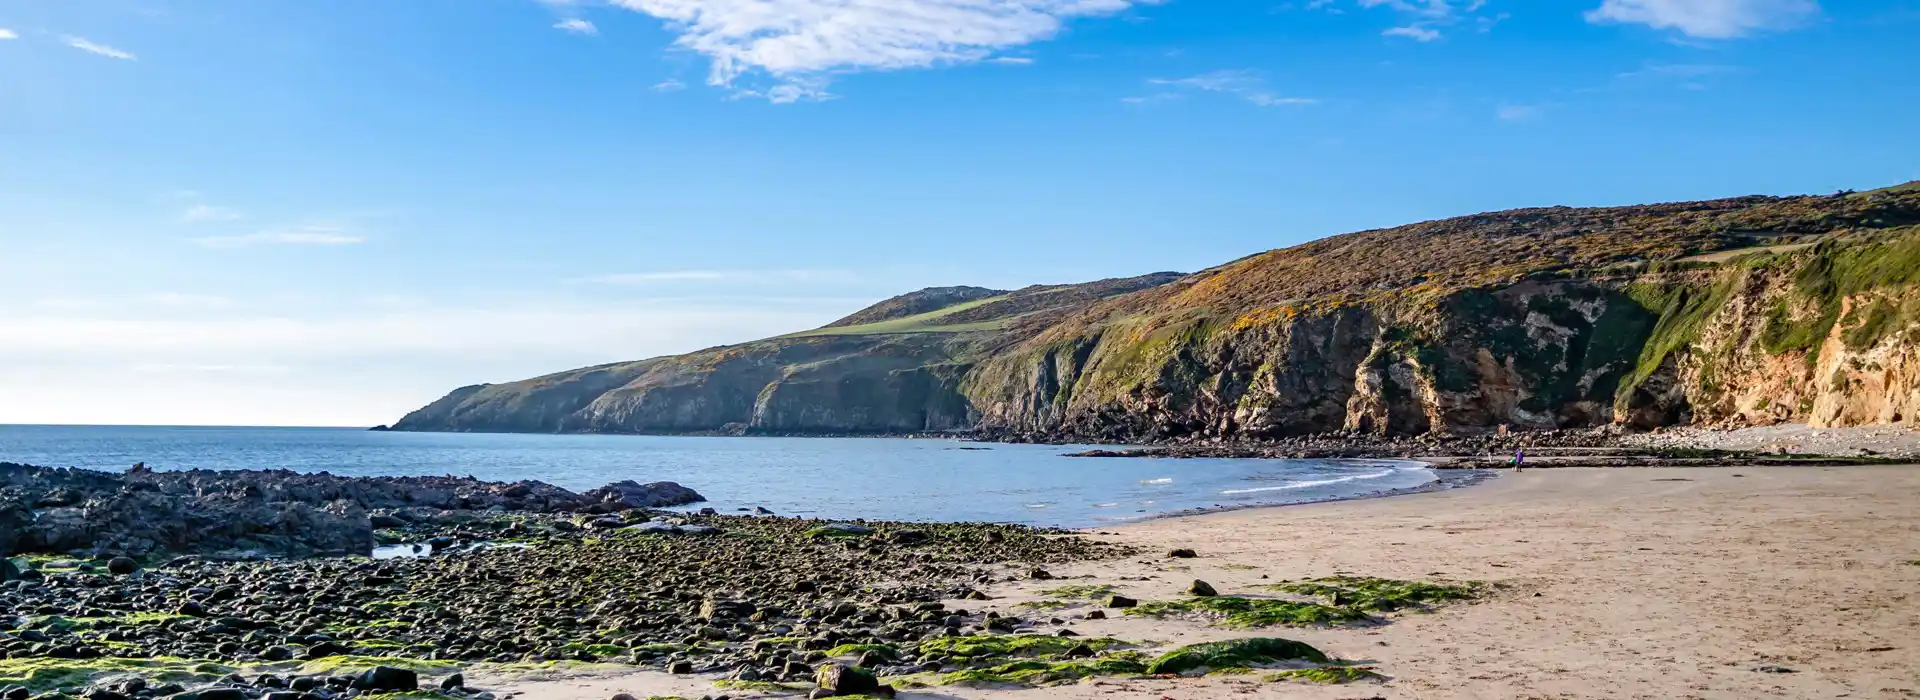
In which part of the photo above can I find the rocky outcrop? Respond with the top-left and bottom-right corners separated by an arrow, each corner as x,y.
394,183 -> 1920,440
0,463 -> 701,557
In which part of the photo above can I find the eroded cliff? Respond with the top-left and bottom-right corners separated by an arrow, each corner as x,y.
395,184 -> 1920,438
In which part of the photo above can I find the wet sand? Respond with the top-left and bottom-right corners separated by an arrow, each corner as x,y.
490,465 -> 1920,699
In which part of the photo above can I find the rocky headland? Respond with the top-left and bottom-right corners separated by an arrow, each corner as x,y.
388,183 -> 1920,443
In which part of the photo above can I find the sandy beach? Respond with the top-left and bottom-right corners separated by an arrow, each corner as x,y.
492,465 -> 1920,699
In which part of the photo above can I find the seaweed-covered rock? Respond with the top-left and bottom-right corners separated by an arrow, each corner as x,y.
816,663 -> 880,695
1146,638 -> 1329,675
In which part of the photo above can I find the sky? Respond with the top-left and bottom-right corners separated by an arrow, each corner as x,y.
1,0 -> 1916,427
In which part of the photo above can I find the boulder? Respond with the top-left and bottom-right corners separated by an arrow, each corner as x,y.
581,480 -> 706,509
108,557 -> 139,575
1188,580 -> 1219,597
816,663 -> 880,696
353,666 -> 419,691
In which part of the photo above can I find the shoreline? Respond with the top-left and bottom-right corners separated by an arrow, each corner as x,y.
1115,461 -> 1496,528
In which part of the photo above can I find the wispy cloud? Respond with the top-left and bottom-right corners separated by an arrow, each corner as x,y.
578,269 -> 859,285
1382,25 -> 1441,41
554,18 -> 599,35
0,28 -> 18,40
597,0 -> 1152,102
1316,0 -> 1499,41
1141,70 -> 1318,107
182,204 -> 243,223
1586,0 -> 1819,38
988,56 -> 1035,65
64,36 -> 136,60
192,225 -> 365,249
652,78 -> 687,92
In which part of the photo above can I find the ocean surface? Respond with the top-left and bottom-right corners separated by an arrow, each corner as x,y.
0,425 -> 1437,528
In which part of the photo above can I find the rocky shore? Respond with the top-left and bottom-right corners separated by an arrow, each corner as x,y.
0,463 -> 705,558
1055,425 -> 1920,468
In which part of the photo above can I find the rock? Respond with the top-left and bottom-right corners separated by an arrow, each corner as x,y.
816,663 -> 880,695
0,559 -> 17,583
668,660 -> 695,675
0,687 -> 24,700
1754,665 -> 1797,674
1188,580 -> 1218,597
1168,548 -> 1197,559
610,694 -> 640,700
1027,568 -> 1054,580
106,556 -> 139,575
354,666 -> 419,691
888,530 -> 931,545
588,516 -> 628,530
1105,595 -> 1138,609
1084,610 -> 1107,619
259,646 -> 295,661
581,480 -> 706,509
818,523 -> 874,536
440,673 -> 465,691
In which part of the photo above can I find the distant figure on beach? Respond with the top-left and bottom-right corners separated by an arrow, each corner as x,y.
1512,449 -> 1525,472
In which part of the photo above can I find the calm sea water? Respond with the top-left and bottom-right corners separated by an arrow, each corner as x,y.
0,425 -> 1436,528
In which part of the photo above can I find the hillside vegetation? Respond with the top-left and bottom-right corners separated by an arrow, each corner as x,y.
395,183 -> 1920,438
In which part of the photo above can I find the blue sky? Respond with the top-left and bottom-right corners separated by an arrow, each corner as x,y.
1,0 -> 1916,426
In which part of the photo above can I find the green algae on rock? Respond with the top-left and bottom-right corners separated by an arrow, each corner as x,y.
1145,638 -> 1330,675
1267,665 -> 1386,684
1126,596 -> 1373,628
1265,576 -> 1486,612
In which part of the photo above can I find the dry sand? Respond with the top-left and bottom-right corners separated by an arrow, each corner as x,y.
484,466 -> 1920,700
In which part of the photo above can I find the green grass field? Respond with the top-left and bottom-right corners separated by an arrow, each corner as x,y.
785,295 -> 1015,336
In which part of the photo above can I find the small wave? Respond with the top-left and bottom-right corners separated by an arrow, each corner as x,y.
1026,503 -> 1050,509
1219,469 -> 1398,495
1093,502 -> 1119,508
1140,477 -> 1174,485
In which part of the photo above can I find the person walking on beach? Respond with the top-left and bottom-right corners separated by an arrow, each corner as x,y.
1512,448 -> 1525,472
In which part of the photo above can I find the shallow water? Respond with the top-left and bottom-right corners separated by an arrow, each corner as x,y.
0,425 -> 1436,528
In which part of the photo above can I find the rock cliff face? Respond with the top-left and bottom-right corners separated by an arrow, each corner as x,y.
395,183 -> 1920,438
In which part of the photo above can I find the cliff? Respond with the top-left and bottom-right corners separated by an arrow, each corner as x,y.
394,183 -> 1920,438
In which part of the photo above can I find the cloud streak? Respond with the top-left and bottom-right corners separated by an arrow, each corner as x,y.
182,204 -> 243,222
0,28 -> 18,40
1141,70 -> 1318,106
1586,0 -> 1819,37
64,36 -> 136,60
601,0 -> 1150,101
192,225 -> 365,249
554,18 -> 600,34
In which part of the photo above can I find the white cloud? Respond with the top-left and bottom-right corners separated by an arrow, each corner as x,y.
554,18 -> 600,34
988,56 -> 1035,64
1331,0 -> 1494,41
652,78 -> 688,92
64,36 -> 137,60
1586,0 -> 1818,37
181,204 -> 243,222
193,225 -> 365,249
1143,70 -> 1318,107
1383,25 -> 1441,40
0,28 -> 19,40
602,0 -> 1151,101
579,269 -> 859,284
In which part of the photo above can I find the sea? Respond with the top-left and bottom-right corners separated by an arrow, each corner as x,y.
0,425 -> 1438,528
